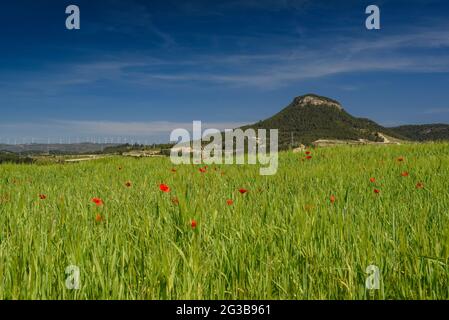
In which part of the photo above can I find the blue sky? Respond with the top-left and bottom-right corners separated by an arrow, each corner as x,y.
1,0 -> 449,143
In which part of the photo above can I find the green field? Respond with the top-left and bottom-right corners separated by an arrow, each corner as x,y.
0,143 -> 448,300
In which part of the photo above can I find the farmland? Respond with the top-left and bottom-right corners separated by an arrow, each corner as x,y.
0,143 -> 448,299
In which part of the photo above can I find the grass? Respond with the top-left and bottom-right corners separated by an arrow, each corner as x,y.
0,143 -> 448,300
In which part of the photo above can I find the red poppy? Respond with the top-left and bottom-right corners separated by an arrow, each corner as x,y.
374,189 -> 380,194
305,156 -> 312,160
416,182 -> 424,189
199,167 -> 207,173
92,198 -> 104,206
95,214 -> 103,222
159,184 -> 170,193
305,151 -> 311,155
401,171 -> 409,177
226,199 -> 234,206
370,177 -> 376,183
125,181 -> 132,187
330,195 -> 336,204
239,189 -> 248,194
191,219 -> 197,229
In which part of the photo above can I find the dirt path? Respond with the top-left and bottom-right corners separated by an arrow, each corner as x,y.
377,133 -> 391,143
65,156 -> 105,163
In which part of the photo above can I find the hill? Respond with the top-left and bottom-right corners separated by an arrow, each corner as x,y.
242,94 -> 406,148
390,124 -> 449,141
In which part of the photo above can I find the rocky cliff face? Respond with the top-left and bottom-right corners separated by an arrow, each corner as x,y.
292,94 -> 343,111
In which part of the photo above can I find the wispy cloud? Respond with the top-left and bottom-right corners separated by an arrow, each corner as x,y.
3,21 -> 449,93
57,120 -> 246,135
88,0 -> 176,48
0,120 -> 247,141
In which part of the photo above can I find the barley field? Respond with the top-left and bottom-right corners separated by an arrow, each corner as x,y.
0,143 -> 448,300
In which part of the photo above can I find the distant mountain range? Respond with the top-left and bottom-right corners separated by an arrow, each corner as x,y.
0,143 -> 118,154
242,94 -> 449,148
